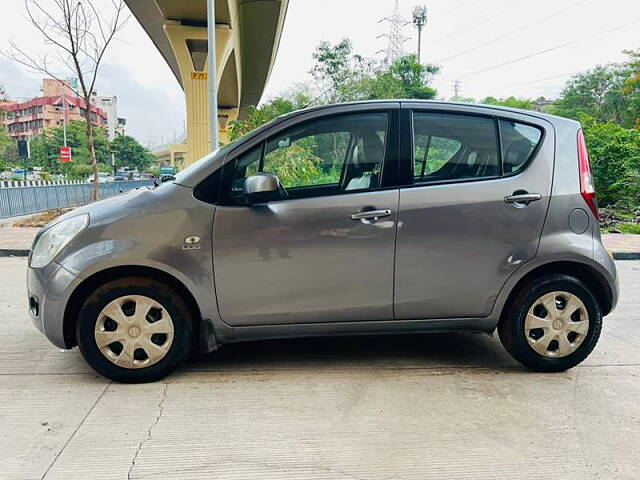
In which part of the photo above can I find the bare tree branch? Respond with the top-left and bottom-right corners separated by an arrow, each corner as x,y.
4,0 -> 130,200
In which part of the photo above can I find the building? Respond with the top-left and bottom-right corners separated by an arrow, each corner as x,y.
125,0 -> 289,166
94,95 -> 127,140
0,79 -> 108,141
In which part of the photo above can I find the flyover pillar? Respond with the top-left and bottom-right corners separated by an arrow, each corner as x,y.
164,22 -> 235,165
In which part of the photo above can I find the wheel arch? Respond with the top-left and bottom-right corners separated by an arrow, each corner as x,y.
63,265 -> 203,349
500,261 -> 614,324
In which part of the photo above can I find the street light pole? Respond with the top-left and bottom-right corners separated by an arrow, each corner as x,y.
207,0 -> 219,152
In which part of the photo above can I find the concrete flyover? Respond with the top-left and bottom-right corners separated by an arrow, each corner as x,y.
125,0 -> 289,165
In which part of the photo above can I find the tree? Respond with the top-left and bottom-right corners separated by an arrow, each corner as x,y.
229,88 -> 312,141
310,40 -> 439,103
310,39 -> 374,103
621,48 -> 640,129
580,115 -> 640,209
551,65 -> 633,127
481,96 -> 535,110
365,55 -> 439,100
110,135 -> 155,171
29,120 -> 109,173
7,0 -> 128,199
0,128 -> 18,171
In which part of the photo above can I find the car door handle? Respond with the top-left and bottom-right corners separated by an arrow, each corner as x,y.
504,192 -> 542,206
350,209 -> 392,221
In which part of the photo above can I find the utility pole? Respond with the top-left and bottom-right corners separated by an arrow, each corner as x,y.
377,0 -> 410,65
58,81 -> 69,178
61,90 -> 67,147
453,79 -> 462,100
412,5 -> 428,63
207,0 -> 219,152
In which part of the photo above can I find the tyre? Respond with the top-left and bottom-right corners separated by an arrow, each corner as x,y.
76,277 -> 193,382
498,274 -> 602,372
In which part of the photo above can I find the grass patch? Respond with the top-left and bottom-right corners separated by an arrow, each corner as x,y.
618,223 -> 640,234
13,209 -> 71,228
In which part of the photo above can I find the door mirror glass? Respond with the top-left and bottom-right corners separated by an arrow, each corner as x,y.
243,172 -> 281,204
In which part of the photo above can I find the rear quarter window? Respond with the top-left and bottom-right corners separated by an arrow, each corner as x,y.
499,120 -> 543,175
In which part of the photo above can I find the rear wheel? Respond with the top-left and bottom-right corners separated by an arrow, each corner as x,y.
76,277 -> 193,382
498,274 -> 602,372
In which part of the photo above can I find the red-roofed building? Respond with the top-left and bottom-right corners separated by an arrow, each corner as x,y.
0,79 -> 108,140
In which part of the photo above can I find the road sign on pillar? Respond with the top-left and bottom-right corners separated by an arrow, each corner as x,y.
60,146 -> 72,163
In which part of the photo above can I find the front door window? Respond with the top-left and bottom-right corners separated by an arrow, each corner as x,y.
226,112 -> 389,203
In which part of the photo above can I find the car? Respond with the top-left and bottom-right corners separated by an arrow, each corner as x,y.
27,100 -> 618,383
86,172 -> 113,183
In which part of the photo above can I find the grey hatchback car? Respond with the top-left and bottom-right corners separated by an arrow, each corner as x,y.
27,101 -> 618,382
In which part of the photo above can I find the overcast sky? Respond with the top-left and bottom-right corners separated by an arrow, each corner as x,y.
2,0 -> 639,146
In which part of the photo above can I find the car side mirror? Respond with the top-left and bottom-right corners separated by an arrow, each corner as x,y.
243,172 -> 281,205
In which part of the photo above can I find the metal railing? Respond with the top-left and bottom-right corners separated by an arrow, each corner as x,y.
0,180 -> 155,219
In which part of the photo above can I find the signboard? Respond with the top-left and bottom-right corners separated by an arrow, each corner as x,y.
191,72 -> 208,80
60,146 -> 72,163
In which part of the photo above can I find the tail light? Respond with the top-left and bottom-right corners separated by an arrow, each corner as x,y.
577,130 -> 599,220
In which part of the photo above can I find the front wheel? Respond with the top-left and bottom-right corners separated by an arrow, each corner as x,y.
498,274 -> 602,372
76,277 -> 193,382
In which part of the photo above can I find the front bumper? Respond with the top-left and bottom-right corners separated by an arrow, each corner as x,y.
27,261 -> 80,349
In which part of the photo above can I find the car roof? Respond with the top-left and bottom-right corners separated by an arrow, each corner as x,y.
272,99 -> 577,128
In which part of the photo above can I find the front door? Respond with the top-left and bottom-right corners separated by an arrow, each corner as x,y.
394,106 -> 553,319
213,110 -> 399,326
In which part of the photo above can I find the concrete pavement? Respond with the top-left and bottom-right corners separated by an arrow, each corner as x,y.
0,227 -> 38,255
1,257 -> 640,479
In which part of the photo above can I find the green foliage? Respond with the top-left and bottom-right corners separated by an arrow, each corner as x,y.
550,65 -> 635,127
0,127 -> 18,171
231,40 -> 440,144
364,55 -> 439,100
618,223 -> 640,234
621,48 -> 640,129
110,135 -> 154,170
229,89 -> 312,141
29,121 -> 110,172
481,96 -> 535,110
24,122 -> 151,178
580,115 -> 640,209
67,163 -> 94,180
264,143 -> 322,188
310,40 -> 439,103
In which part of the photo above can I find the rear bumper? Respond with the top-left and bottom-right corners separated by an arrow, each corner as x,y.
27,261 -> 79,349
594,239 -> 619,314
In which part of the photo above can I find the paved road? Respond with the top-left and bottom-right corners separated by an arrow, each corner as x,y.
1,258 -> 639,479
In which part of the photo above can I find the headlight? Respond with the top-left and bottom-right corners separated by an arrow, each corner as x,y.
30,214 -> 89,268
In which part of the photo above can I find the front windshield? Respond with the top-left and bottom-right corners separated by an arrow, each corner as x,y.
171,149 -> 219,184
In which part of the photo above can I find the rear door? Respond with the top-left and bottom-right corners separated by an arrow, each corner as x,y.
394,104 -> 554,319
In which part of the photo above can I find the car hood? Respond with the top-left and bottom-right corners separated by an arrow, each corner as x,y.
49,184 -> 177,230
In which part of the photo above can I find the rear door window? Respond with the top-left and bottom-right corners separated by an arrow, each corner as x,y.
412,112 -> 500,184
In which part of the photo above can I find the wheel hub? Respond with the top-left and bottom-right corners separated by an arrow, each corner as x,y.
127,325 -> 141,338
94,295 -> 175,369
524,291 -> 589,358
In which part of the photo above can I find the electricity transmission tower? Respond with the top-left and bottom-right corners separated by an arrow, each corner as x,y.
412,5 -> 428,63
377,0 -> 411,65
